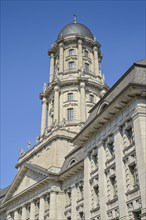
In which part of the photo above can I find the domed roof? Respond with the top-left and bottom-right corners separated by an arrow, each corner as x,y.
57,23 -> 94,40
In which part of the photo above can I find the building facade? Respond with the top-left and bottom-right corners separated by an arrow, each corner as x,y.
0,20 -> 146,220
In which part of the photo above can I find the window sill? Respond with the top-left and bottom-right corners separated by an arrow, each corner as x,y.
106,195 -> 118,205
125,185 -> 139,195
90,205 -> 100,213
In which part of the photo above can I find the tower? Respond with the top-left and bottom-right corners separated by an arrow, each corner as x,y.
16,20 -> 108,173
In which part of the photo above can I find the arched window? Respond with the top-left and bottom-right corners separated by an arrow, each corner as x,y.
98,102 -> 108,114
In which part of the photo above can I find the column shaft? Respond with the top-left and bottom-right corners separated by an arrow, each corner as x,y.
49,53 -> 54,82
80,82 -> 86,122
39,196 -> 45,220
84,155 -> 91,219
78,40 -> 83,70
133,113 -> 146,219
71,186 -> 77,219
40,97 -> 47,135
114,130 -> 129,219
94,47 -> 100,76
49,191 -> 57,219
30,201 -> 35,220
59,43 -> 64,73
54,86 -> 59,124
98,144 -> 107,219
21,206 -> 27,220
14,210 -> 19,220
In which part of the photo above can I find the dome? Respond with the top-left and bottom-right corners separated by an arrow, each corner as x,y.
57,23 -> 94,40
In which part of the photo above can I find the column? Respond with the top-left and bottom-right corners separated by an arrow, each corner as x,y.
80,82 -> 86,122
98,143 -> 107,219
49,191 -> 57,219
30,201 -> 35,220
40,97 -> 47,135
59,43 -> 64,73
14,210 -> 19,220
39,196 -> 45,220
21,206 -> 27,220
71,185 -> 78,219
54,85 -> 60,124
49,53 -> 54,83
133,112 -> 146,219
114,130 -> 129,220
78,39 -> 83,70
84,154 -> 91,219
93,46 -> 100,77
60,91 -> 63,123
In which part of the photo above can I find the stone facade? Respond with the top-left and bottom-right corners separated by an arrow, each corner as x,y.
0,21 -> 146,220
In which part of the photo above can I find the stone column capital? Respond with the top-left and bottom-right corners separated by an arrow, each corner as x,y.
59,42 -> 64,48
93,46 -> 98,52
78,39 -> 83,45
42,97 -> 47,104
50,53 -> 54,58
80,82 -> 85,88
54,85 -> 60,92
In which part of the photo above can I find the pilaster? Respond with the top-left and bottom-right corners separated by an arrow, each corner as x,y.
49,191 -> 57,219
114,130 -> 129,220
54,85 -> 60,124
30,200 -> 35,220
14,210 -> 19,220
39,196 -> 45,220
84,154 -> 91,219
133,112 -> 146,219
40,97 -> 47,135
49,53 -> 54,82
80,82 -> 86,122
93,46 -> 100,77
98,144 -> 107,219
78,39 -> 83,70
59,43 -> 64,73
21,206 -> 27,220
71,185 -> 78,219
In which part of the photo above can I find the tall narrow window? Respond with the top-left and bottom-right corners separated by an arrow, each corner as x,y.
89,94 -> 94,103
84,50 -> 89,57
85,63 -> 89,72
129,164 -> 138,187
94,185 -> 99,206
67,108 -> 74,121
69,61 -> 75,70
110,176 -> 117,197
67,93 -> 73,101
69,49 -> 75,56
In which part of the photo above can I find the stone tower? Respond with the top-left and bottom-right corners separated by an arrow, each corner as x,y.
16,20 -> 108,173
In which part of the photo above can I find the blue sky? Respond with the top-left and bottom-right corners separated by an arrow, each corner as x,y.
1,0 -> 145,188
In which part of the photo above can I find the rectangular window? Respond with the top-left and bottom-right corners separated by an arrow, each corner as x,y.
89,94 -> 94,103
129,164 -> 138,187
69,49 -> 75,56
69,61 -> 75,70
67,93 -> 73,101
67,108 -> 74,121
85,63 -> 89,72
110,176 -> 117,197
84,50 -> 89,57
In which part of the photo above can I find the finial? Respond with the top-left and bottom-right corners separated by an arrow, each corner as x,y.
43,83 -> 47,92
20,148 -> 24,156
27,141 -> 31,150
73,15 -> 77,24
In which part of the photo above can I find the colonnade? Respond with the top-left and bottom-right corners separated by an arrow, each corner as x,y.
49,40 -> 101,84
6,192 -> 57,220
40,81 -> 87,135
